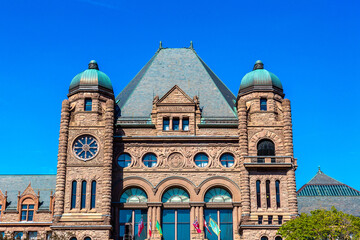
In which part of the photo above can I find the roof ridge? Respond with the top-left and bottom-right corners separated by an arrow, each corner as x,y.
192,50 -> 237,117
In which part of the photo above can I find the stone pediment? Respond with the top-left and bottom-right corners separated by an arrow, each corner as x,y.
158,85 -> 194,104
20,183 -> 37,198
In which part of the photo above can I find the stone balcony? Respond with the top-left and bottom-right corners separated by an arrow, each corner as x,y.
243,156 -> 296,168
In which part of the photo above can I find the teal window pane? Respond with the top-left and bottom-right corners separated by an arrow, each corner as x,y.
143,153 -> 157,168
91,181 -> 96,209
172,118 -> 179,130
194,153 -> 208,167
119,209 -> 133,239
134,210 -> 147,240
118,153 -> 132,168
120,188 -> 148,203
177,209 -> 190,240
84,238 -> 91,240
182,118 -> 189,131
163,118 -> 170,131
163,209 -> 175,240
21,211 -> 27,221
204,209 -> 218,240
85,98 -> 92,111
29,231 -> 37,239
71,181 -> 77,209
261,237 -> 269,240
81,181 -> 87,209
260,98 -> 267,111
29,204 -> 34,209
275,180 -> 281,208
220,153 -> 234,167
28,210 -> 34,221
14,232 -> 23,240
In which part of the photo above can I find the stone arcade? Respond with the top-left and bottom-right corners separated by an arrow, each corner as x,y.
0,45 -> 298,240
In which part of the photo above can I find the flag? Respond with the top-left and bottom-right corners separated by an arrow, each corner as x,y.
149,219 -> 152,237
209,217 -> 221,236
204,218 -> 212,235
156,220 -> 163,236
138,217 -> 144,237
193,219 -> 201,233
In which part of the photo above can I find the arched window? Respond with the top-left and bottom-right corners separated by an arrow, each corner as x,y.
256,180 -> 261,208
120,188 -> 148,203
71,181 -> 77,209
117,153 -> 131,168
261,237 -> 268,240
81,181 -> 87,209
70,238 -> 77,240
162,188 -> 190,203
84,237 -> 91,240
194,153 -> 208,167
275,180 -> 280,208
20,198 -> 35,221
204,188 -> 232,203
257,139 -> 275,156
275,237 -> 282,240
90,181 -> 96,209
143,153 -> 157,168
266,180 -> 271,208
220,153 -> 234,167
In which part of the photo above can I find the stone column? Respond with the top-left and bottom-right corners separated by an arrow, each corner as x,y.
283,99 -> 298,216
179,116 -> 183,131
54,99 -> 70,220
199,206 -> 204,232
238,99 -> 251,218
169,116 -> 173,130
102,99 -> 115,224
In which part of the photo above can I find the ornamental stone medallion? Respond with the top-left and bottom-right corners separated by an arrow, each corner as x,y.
168,153 -> 184,168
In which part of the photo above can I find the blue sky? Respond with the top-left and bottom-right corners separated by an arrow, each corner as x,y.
0,0 -> 359,191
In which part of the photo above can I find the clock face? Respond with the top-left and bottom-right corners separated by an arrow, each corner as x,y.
73,135 -> 99,161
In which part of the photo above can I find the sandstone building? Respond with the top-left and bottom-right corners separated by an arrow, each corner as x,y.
0,45 -> 299,240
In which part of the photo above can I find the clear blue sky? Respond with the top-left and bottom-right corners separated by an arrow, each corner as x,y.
0,0 -> 359,191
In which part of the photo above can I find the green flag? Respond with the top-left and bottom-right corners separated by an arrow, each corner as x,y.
209,217 -> 221,236
156,220 -> 163,236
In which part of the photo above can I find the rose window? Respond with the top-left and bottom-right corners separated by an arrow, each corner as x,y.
73,135 -> 99,161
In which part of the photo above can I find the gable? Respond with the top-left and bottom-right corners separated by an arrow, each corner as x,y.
158,85 -> 194,104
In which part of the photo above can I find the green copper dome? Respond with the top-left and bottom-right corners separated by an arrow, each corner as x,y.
69,60 -> 113,96
238,60 -> 283,97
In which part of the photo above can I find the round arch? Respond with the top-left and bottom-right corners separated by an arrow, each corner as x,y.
115,176 -> 155,202
155,176 -> 197,202
198,176 -> 241,202
249,130 -> 284,156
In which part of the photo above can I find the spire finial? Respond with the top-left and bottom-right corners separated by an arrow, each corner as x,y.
190,41 -> 194,49
318,166 -> 322,173
88,60 -> 99,70
253,60 -> 264,70
159,41 -> 163,49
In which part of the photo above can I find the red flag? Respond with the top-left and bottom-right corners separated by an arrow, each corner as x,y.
149,219 -> 152,237
193,219 -> 201,233
138,218 -> 144,237
204,218 -> 212,235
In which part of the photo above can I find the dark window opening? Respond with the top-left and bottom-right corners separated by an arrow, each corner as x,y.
84,98 -> 92,111
261,237 -> 269,240
266,180 -> 271,208
260,98 -> 267,111
276,180 -> 281,208
220,153 -> 235,167
21,204 -> 34,221
257,139 -> 275,163
71,181 -> 77,209
268,215 -> 273,224
90,181 -> 96,209
256,180 -> 261,208
143,153 -> 157,168
163,118 -> 170,131
278,215 -> 283,225
258,215 -> 263,224
81,181 -> 87,209
172,118 -> 179,130
182,118 -> 189,131
275,237 -> 283,240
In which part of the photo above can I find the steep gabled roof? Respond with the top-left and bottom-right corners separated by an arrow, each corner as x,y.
0,175 -> 56,210
115,47 -> 237,122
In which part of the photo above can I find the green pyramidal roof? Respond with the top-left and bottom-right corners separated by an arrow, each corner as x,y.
297,169 -> 360,196
116,47 -> 237,121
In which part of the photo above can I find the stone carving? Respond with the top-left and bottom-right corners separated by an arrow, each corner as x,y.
168,152 -> 185,168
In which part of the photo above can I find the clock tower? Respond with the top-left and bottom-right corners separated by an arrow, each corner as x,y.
52,60 -> 115,239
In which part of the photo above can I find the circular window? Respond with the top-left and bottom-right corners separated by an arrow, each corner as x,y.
194,153 -> 208,167
73,135 -> 99,161
220,153 -> 234,167
143,153 -> 157,168
118,153 -> 131,168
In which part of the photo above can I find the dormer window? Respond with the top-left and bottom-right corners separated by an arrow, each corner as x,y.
21,202 -> 34,221
260,98 -> 267,111
84,98 -> 92,111
163,118 -> 170,131
182,118 -> 189,131
172,118 -> 180,130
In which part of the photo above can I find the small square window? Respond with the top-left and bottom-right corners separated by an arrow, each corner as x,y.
173,118 -> 179,130
268,215 -> 273,224
182,118 -> 189,131
278,215 -> 283,224
258,215 -> 263,224
85,98 -> 92,111
163,118 -> 170,131
260,98 -> 267,111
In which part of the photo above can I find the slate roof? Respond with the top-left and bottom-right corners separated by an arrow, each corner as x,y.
115,47 -> 237,123
0,175 -> 56,210
297,169 -> 360,217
